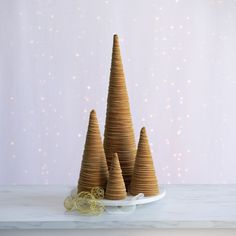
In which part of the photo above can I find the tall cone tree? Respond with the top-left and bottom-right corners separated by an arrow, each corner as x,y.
105,153 -> 127,200
77,110 -> 108,193
130,127 -> 159,196
104,34 -> 136,189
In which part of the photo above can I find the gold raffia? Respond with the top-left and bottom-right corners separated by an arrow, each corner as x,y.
64,187 -> 105,215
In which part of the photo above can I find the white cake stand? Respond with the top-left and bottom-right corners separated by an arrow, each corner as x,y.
102,189 -> 166,214
102,189 -> 166,207
70,187 -> 166,214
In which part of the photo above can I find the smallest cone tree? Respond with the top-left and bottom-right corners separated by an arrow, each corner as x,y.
105,153 -> 127,200
129,127 -> 159,196
77,110 -> 108,193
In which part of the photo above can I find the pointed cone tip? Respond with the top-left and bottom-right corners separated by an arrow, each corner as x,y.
113,34 -> 119,46
89,110 -> 98,124
90,109 -> 96,116
140,127 -> 146,135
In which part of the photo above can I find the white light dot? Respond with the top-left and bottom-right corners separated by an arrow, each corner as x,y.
165,139 -> 170,145
10,96 -> 14,101
38,148 -> 42,152
162,51 -> 167,56
155,16 -> 159,21
186,80 -> 192,84
72,75 -> 77,80
75,53 -> 80,57
144,98 -> 148,103
176,66 -> 180,71
40,96 -> 45,101
177,130 -> 182,135
87,86 -> 91,90
165,104 -> 171,110
10,141 -> 15,146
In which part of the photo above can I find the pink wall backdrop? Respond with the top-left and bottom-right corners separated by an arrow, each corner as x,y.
1,0 -> 236,185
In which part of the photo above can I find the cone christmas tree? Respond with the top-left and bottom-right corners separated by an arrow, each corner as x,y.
77,110 -> 108,193
130,127 -> 159,196
105,153 -> 127,200
104,34 -> 136,189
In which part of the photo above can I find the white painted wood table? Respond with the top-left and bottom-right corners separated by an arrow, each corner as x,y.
0,185 -> 236,236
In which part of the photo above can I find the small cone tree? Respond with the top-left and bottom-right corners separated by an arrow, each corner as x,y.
77,110 -> 108,193
105,153 -> 127,200
130,127 -> 159,196
104,34 -> 136,189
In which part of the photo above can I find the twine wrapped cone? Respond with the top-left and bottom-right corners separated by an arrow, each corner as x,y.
129,127 -> 159,197
105,153 -> 127,200
77,110 -> 109,193
104,34 -> 136,189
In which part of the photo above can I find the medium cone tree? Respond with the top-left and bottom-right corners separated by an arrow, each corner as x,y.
77,110 -> 108,193
130,127 -> 159,196
104,34 -> 136,189
105,153 -> 127,200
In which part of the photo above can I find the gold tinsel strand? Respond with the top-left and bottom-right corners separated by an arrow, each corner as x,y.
64,187 -> 105,215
